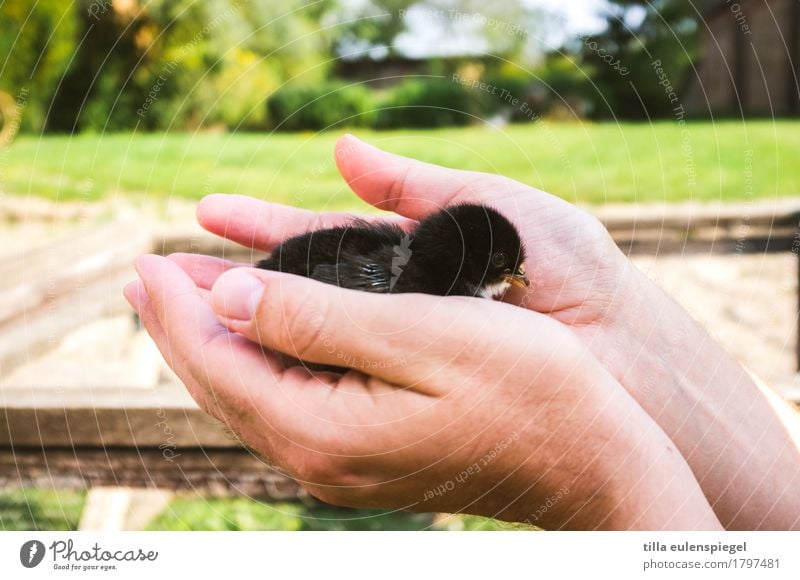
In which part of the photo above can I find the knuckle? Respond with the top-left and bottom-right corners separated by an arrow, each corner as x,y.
386,165 -> 411,210
289,451 -> 367,490
290,452 -> 334,484
278,291 -> 329,361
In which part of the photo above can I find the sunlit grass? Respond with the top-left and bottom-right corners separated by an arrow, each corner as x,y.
4,121 -> 797,211
0,489 -> 523,531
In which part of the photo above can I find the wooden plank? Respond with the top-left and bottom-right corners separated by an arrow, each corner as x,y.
155,228 -> 257,261
0,382 -> 195,409
596,203 -> 800,231
789,0 -> 800,116
0,218 -> 152,376
0,219 -> 150,320
78,487 -> 173,531
0,269 -> 133,376
0,406 -> 236,448
2,318 -> 163,389
0,447 -> 306,499
0,384 -> 235,447
615,234 -> 798,256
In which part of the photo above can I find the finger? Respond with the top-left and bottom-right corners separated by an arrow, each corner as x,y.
335,134 -> 524,220
136,255 -> 345,451
167,252 -> 243,290
129,266 -> 359,469
124,279 -> 222,419
210,267 -> 563,392
134,255 -> 291,401
196,194 -> 412,252
124,280 -> 168,349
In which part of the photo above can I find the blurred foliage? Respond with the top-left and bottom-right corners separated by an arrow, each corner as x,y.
0,0 -> 555,133
268,81 -> 376,131
146,497 -> 521,531
2,0 -> 330,133
325,0 -> 416,58
326,0 -> 542,61
574,0 -> 699,119
0,0 -> 79,131
477,70 -> 536,121
0,488 -> 522,531
375,77 -> 476,128
0,489 -> 86,531
56,0 -> 331,132
0,0 -> 706,131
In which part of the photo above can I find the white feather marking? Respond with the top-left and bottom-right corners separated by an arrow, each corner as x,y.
478,280 -> 511,299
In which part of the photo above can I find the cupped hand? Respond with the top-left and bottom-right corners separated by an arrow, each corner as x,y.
126,251 -> 719,530
127,134 -> 800,530
197,134 -> 627,323
194,135 -> 642,381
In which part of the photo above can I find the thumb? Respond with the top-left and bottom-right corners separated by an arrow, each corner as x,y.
209,267 -> 522,389
334,134 -> 496,219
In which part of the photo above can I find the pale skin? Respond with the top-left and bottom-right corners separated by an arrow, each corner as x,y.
126,134 -> 800,530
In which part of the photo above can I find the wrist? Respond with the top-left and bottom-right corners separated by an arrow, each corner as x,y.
492,369 -> 722,530
596,261 -> 685,403
503,414 -> 722,530
590,258 -> 800,529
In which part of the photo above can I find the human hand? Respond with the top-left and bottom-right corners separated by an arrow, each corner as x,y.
191,135 -> 800,529
126,253 -> 720,530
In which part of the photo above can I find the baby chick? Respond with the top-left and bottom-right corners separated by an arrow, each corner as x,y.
256,203 -> 529,298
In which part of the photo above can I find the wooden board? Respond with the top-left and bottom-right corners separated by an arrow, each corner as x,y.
0,384 -> 233,447
0,269 -> 134,376
0,219 -> 150,322
0,385 -> 305,499
0,447 -> 305,499
2,207 -> 799,499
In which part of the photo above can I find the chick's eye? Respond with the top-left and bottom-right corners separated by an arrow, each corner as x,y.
491,251 -> 507,268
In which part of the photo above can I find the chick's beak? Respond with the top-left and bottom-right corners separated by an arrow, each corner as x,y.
503,264 -> 530,289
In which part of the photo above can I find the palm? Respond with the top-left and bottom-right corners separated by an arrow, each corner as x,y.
195,135 -> 626,326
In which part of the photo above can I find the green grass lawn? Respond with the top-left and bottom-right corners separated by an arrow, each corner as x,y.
0,489 -> 86,531
4,121 -> 798,210
0,489 -> 520,531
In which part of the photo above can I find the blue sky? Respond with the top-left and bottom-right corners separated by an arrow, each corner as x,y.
541,0 -> 609,37
392,0 -> 612,58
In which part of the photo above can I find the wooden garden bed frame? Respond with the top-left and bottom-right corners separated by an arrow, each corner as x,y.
2,204 -> 799,504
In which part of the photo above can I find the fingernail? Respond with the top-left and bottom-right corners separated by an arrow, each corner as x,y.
134,253 -> 158,273
212,269 -> 265,321
123,281 -> 142,308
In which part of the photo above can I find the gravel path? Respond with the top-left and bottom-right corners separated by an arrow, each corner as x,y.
632,253 -> 798,395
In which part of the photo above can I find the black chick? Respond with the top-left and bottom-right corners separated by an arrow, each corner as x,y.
256,203 -> 529,298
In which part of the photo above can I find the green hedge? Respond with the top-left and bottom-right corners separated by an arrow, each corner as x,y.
375,78 -> 476,129
267,82 -> 375,131
266,75 -> 541,131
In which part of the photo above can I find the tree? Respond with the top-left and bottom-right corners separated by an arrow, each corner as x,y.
326,0 -> 545,65
43,0 -> 333,132
0,1 -> 78,131
576,0 -> 699,119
